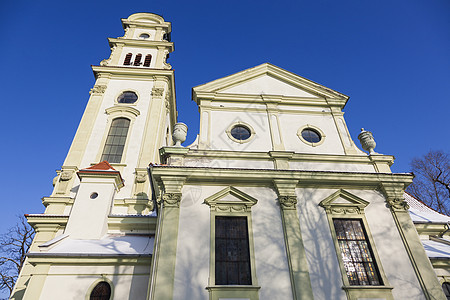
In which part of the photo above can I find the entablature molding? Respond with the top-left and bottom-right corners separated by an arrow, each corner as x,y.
160,147 -> 395,166
150,166 -> 413,189
108,38 -> 174,51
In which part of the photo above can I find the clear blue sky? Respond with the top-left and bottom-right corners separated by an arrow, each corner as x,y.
0,0 -> 449,232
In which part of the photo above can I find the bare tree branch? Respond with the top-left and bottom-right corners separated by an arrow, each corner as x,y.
0,215 -> 35,297
407,150 -> 450,215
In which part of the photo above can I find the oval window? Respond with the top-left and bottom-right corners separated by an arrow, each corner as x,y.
117,91 -> 138,104
90,281 -> 111,300
230,125 -> 251,141
139,33 -> 150,39
301,128 -> 321,143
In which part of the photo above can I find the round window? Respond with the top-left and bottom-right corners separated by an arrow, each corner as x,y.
139,33 -> 150,39
301,128 -> 321,143
117,91 -> 138,104
230,125 -> 251,141
90,192 -> 98,199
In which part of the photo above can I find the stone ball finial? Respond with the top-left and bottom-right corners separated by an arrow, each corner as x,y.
358,128 -> 377,155
172,123 -> 188,147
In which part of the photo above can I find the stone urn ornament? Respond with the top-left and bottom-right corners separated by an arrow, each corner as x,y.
358,128 -> 377,155
172,123 -> 188,147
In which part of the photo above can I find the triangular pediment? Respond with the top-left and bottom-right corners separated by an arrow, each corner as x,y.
319,189 -> 369,212
193,63 -> 348,103
204,186 -> 257,209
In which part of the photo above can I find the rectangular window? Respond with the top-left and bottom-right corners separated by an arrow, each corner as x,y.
215,216 -> 251,285
333,219 -> 382,286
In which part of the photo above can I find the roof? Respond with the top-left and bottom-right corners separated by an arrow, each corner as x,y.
85,160 -> 117,171
37,235 -> 154,256
422,239 -> 450,259
405,192 -> 450,223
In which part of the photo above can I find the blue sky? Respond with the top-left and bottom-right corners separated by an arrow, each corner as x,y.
0,0 -> 449,233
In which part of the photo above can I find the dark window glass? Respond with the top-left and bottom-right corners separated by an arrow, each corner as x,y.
301,128 -> 321,143
133,53 -> 142,66
230,125 -> 251,141
139,33 -> 150,39
143,54 -> 152,67
215,216 -> 251,285
333,219 -> 382,286
101,118 -> 130,164
443,282 -> 450,299
117,91 -> 138,104
123,53 -> 132,66
90,281 -> 111,300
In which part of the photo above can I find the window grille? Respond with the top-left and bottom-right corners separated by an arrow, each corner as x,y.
215,216 -> 251,285
333,219 -> 382,285
143,54 -> 152,67
101,118 -> 130,164
133,54 -> 142,66
90,281 -> 111,300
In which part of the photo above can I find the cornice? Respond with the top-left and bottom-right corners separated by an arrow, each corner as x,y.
193,91 -> 335,107
180,148 -> 393,165
108,38 -> 174,51
27,254 -> 152,265
150,165 -> 413,189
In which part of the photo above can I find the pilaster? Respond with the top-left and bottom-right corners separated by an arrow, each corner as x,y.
149,175 -> 186,300
273,180 -> 314,300
380,182 -> 446,300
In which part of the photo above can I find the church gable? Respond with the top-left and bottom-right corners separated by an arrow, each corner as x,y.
219,74 -> 318,98
193,63 -> 348,104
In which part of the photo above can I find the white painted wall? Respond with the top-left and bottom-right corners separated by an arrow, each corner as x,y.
39,265 -> 149,300
173,185 -> 292,300
297,188 -> 426,300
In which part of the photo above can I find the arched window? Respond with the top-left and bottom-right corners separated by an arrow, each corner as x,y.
123,53 -> 132,65
90,281 -> 111,300
133,54 -> 142,66
101,118 -> 130,163
443,282 -> 450,299
143,54 -> 152,67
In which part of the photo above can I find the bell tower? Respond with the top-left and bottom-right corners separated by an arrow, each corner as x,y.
54,12 -> 177,205
12,13 -> 177,300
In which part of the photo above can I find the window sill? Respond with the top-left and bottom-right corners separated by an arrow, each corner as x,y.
206,285 -> 261,291
342,285 -> 393,290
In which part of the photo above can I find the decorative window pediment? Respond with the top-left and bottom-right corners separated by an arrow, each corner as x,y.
319,189 -> 369,214
204,186 -> 257,212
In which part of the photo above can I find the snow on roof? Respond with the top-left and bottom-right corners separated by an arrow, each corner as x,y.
422,239 -> 450,259
39,235 -> 154,255
405,192 -> 450,223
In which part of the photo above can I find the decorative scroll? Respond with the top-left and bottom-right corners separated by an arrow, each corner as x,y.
152,87 -> 164,98
89,85 -> 107,95
162,193 -> 182,207
386,198 -> 410,211
278,195 -> 298,210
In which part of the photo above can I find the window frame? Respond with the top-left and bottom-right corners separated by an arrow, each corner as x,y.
226,122 -> 256,144
204,186 -> 260,300
319,189 -> 393,299
95,106 -> 140,166
297,124 -> 326,147
100,117 -> 131,164
85,278 -> 114,300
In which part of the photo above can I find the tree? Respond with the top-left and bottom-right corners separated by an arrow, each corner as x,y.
0,215 -> 34,297
407,150 -> 450,215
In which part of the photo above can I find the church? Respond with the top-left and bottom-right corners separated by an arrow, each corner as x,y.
11,13 -> 450,300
